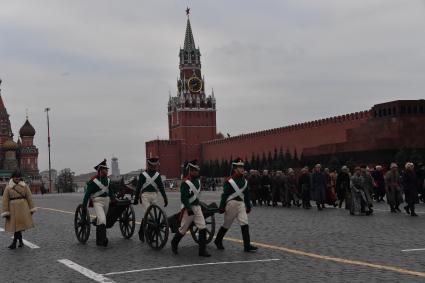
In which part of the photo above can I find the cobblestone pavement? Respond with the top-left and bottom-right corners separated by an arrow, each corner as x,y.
2,191 -> 425,282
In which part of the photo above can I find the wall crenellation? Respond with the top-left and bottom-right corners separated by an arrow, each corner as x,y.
204,110 -> 371,145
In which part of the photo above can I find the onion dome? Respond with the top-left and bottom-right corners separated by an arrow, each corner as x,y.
3,139 -> 19,151
19,119 -> 36,137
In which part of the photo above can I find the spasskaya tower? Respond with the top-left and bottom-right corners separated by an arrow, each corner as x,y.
146,9 -> 217,178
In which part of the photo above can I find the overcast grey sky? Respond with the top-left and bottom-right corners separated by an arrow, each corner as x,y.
1,0 -> 424,174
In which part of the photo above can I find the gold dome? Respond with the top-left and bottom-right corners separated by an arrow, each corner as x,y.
3,140 -> 19,151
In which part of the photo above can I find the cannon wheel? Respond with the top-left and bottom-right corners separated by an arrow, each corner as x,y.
119,205 -> 136,239
190,214 -> 215,244
74,204 -> 91,244
144,204 -> 169,250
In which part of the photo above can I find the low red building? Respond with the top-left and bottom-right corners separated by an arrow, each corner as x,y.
146,16 -> 425,178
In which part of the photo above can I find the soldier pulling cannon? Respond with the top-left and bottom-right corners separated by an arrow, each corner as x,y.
75,159 -> 136,246
74,158 -> 228,256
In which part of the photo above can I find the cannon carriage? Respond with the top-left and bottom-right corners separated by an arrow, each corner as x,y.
74,181 -> 136,244
142,201 -> 219,250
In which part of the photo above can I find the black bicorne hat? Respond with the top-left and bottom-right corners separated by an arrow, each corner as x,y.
185,159 -> 200,171
94,159 -> 109,171
147,157 -> 160,166
232,157 -> 245,167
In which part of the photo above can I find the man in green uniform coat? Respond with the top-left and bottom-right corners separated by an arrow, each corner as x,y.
133,157 -> 168,242
214,158 -> 258,252
82,159 -> 115,247
171,160 -> 211,257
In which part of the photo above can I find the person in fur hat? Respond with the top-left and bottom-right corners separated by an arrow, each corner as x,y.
1,170 -> 36,249
385,162 -> 403,213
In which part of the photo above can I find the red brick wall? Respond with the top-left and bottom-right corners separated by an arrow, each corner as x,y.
201,111 -> 370,162
304,103 -> 425,156
146,140 -> 182,178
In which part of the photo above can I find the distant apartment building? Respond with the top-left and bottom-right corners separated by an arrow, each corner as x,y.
111,157 -> 120,180
40,169 -> 58,192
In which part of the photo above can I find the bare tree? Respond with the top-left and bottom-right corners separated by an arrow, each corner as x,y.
56,168 -> 75,193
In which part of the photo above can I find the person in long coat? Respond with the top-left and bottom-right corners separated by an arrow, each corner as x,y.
285,168 -> 300,207
350,167 -> 372,216
271,171 -> 284,207
298,167 -> 312,209
361,167 -> 374,209
416,163 -> 425,202
402,162 -> 419,216
247,170 -> 261,206
1,170 -> 36,249
371,165 -> 386,202
260,170 -> 272,206
336,166 -> 351,209
312,164 -> 327,210
385,162 -> 403,213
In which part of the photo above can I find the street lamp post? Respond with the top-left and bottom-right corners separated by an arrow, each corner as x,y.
44,108 -> 53,193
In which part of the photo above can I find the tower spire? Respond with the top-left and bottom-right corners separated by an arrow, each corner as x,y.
183,8 -> 196,50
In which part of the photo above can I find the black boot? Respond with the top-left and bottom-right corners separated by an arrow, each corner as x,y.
102,225 -> 108,247
8,233 -> 18,249
138,219 -> 145,242
214,227 -> 228,250
198,229 -> 211,257
410,205 -> 418,217
17,232 -> 24,248
96,225 -> 101,246
390,205 -> 396,213
404,205 -> 410,215
97,224 -> 108,247
241,225 -> 258,252
366,207 -> 373,216
171,232 -> 184,255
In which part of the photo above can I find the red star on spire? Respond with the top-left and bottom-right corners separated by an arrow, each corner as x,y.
186,7 -> 190,16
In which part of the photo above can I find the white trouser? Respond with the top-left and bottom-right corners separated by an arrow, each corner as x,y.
179,205 -> 206,234
93,197 -> 110,225
141,192 -> 158,217
223,200 -> 248,229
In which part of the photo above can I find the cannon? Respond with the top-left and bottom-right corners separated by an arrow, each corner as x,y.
142,201 -> 219,250
74,182 -> 136,244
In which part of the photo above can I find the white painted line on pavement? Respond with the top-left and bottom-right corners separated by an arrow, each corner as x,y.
58,259 -> 116,283
373,209 -> 425,214
2,228 -> 40,248
9,237 -> 40,249
402,248 -> 425,252
103,259 -> 281,276
22,239 -> 40,249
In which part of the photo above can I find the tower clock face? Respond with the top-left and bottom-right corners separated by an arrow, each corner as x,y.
187,77 -> 202,93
